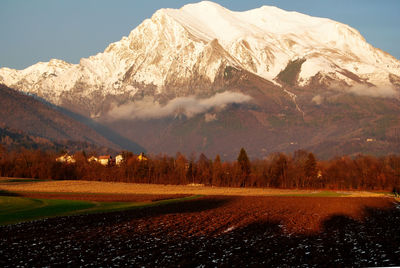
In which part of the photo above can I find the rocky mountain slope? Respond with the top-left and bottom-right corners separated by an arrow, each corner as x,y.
0,1 -> 399,159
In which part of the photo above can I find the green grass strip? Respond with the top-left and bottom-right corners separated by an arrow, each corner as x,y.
0,195 -> 201,226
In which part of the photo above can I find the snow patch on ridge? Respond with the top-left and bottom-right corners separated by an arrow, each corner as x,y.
284,89 -> 304,118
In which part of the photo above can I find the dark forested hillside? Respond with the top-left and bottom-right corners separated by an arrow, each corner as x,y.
0,125 -> 116,154
0,84 -> 120,149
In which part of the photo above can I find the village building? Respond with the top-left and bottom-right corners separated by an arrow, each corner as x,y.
87,153 -> 145,166
98,155 -> 112,166
115,154 -> 123,165
88,156 -> 98,163
137,152 -> 148,161
56,154 -> 76,164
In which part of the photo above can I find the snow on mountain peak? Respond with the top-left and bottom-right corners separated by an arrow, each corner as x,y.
165,2 -> 354,44
158,2 -> 399,85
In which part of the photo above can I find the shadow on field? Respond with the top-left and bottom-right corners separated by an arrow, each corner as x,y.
0,198 -> 399,267
213,204 -> 400,267
147,196 -> 233,214
66,196 -> 235,228
0,190 -> 21,197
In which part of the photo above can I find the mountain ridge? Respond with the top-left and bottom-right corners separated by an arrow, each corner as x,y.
0,1 -> 399,159
1,1 -> 399,117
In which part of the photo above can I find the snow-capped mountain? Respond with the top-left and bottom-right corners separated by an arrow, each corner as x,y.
1,1 -> 399,118
2,1 -> 400,159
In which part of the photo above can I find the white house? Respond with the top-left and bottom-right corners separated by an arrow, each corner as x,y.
88,156 -> 98,163
98,155 -> 112,166
137,152 -> 148,161
56,154 -> 76,164
115,154 -> 123,165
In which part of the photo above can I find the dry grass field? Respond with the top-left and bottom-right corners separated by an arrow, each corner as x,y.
0,177 -> 387,197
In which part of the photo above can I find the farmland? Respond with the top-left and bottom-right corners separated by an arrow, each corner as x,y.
0,195 -> 196,226
0,179 -> 399,266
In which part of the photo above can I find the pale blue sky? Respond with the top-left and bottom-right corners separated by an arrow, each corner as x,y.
0,0 -> 399,69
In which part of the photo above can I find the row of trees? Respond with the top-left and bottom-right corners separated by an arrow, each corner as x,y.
0,145 -> 399,190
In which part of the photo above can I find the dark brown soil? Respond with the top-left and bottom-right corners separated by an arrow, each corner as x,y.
1,196 -> 399,267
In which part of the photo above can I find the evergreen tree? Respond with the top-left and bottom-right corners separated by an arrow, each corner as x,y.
304,152 -> 318,179
214,154 -> 221,165
0,144 -> 5,160
212,154 -> 222,186
237,148 -> 251,178
197,153 -> 211,185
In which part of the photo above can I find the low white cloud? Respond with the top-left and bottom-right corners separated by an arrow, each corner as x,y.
108,91 -> 251,120
311,95 -> 323,105
348,85 -> 398,98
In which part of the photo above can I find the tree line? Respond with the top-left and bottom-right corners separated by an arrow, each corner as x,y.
0,145 -> 399,191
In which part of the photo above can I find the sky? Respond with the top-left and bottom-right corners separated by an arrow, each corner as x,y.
0,0 -> 399,69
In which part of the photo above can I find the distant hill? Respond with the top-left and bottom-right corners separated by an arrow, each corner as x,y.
0,125 -> 115,154
0,84 -> 143,153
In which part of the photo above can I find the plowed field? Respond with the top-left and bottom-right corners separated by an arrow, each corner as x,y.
1,195 -> 399,267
